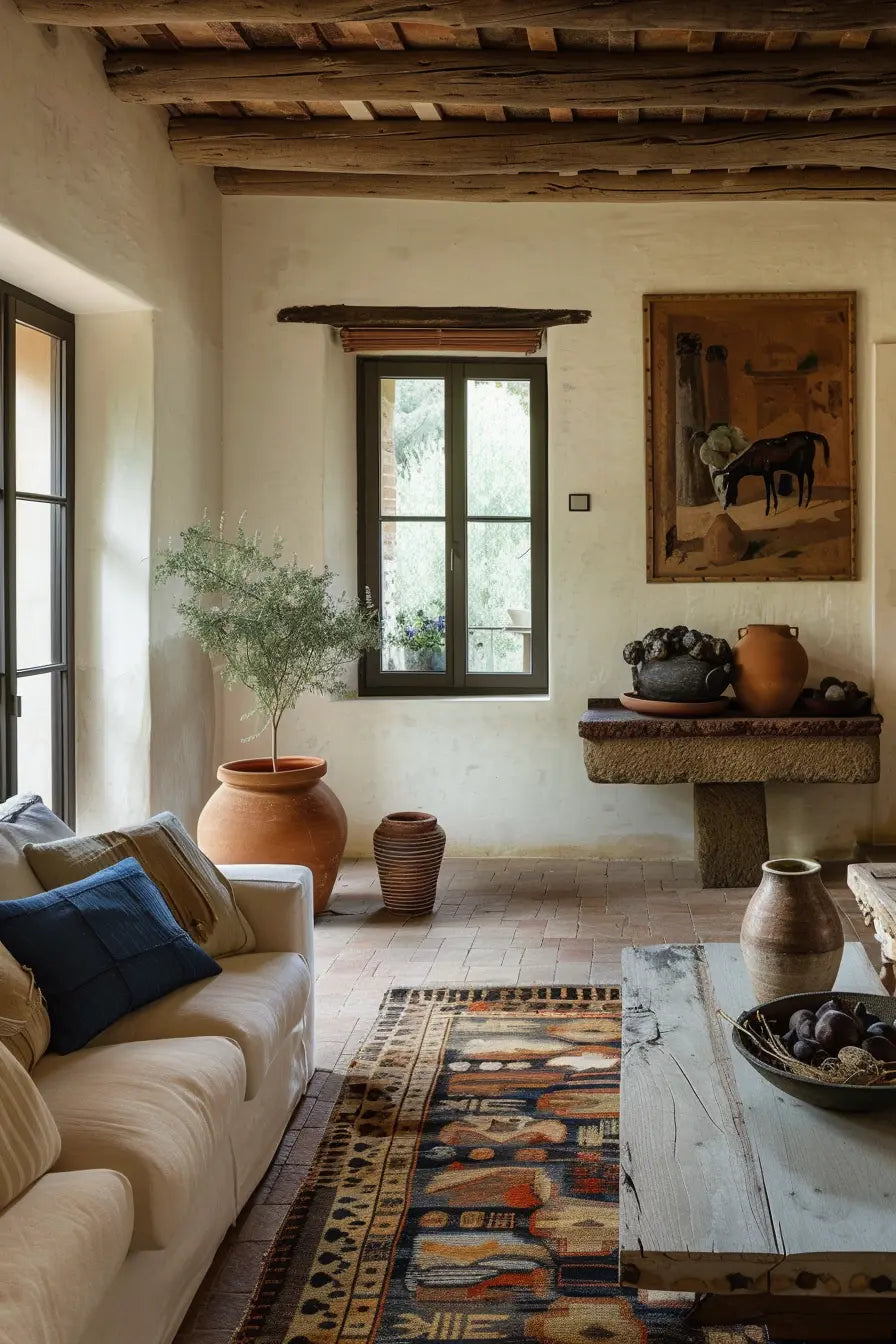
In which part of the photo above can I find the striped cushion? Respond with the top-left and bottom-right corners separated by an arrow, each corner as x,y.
0,1045 -> 60,1210
0,941 -> 50,1072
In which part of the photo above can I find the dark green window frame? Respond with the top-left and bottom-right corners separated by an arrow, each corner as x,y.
358,356 -> 548,697
0,280 -> 76,822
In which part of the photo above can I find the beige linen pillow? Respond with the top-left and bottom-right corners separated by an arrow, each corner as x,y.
0,942 -> 50,1072
24,812 -> 254,959
0,1044 -> 60,1211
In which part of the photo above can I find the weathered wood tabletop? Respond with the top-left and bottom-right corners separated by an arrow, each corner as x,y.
620,942 -> 896,1335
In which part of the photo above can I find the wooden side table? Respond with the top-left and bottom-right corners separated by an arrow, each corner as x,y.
579,700 -> 881,888
848,863 -> 896,993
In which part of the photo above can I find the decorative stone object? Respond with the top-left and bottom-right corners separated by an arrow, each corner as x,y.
704,512 -> 748,566
374,812 -> 446,917
732,624 -> 808,716
197,756 -> 347,916
740,858 -> 844,1003
623,626 -> 732,703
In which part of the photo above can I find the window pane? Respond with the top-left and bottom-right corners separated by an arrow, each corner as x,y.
467,521 -> 531,674
380,377 -> 445,517
380,520 -> 446,673
16,499 -> 62,670
15,323 -> 59,496
466,378 -> 531,517
17,673 -> 56,805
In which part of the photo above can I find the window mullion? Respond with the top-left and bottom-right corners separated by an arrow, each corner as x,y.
448,364 -> 466,690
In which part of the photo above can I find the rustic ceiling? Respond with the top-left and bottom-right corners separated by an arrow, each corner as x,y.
16,1 -> 896,199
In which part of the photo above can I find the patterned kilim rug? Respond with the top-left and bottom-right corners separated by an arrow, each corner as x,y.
233,986 -> 762,1344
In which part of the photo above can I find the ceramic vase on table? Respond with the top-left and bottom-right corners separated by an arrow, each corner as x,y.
374,811 -> 446,917
732,624 -> 808,716
740,858 -> 844,1003
197,756 -> 347,916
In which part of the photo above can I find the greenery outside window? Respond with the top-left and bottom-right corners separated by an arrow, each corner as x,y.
0,281 -> 75,820
358,357 -> 547,696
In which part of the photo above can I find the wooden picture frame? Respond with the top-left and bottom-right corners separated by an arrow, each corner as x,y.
644,291 -> 856,583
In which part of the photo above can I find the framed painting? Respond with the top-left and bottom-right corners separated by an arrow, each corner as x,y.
645,292 -> 856,582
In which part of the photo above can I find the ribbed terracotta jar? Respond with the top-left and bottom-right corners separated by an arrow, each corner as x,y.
732,624 -> 809,716
197,757 -> 346,916
740,858 -> 844,1003
373,812 -> 446,917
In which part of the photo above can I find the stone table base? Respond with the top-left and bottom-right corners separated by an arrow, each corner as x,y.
694,782 -> 769,888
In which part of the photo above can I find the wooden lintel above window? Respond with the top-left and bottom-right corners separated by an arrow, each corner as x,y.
277,305 -> 591,329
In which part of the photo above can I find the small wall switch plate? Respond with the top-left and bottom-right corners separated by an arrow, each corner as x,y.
569,493 -> 591,512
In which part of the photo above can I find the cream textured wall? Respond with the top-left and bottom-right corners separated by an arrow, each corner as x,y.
223,197 -> 896,860
0,0 -> 222,829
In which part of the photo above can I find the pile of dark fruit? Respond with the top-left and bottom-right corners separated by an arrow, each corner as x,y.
776,998 -> 896,1066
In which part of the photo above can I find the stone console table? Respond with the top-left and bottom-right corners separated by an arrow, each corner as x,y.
579,699 -> 881,888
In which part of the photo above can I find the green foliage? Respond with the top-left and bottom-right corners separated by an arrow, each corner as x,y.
394,608 -> 446,654
155,517 -> 380,767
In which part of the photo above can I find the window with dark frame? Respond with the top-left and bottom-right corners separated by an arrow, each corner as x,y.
358,357 -> 547,696
0,281 -> 75,822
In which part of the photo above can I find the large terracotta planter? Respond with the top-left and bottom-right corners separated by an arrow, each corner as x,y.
373,812 -> 446,917
197,757 -> 346,916
732,624 -> 808,716
740,858 -> 844,1003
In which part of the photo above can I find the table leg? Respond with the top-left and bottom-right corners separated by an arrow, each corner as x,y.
689,1291 -> 896,1341
693,782 -> 769,889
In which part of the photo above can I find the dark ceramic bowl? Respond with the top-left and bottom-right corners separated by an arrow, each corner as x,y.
732,990 -> 896,1112
797,690 -> 873,717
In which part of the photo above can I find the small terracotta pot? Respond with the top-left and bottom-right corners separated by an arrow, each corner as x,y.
740,858 -> 844,1003
197,757 -> 347,916
374,812 -> 446,917
732,624 -> 808,716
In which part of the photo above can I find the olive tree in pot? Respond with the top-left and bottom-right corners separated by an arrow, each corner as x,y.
156,517 -> 380,914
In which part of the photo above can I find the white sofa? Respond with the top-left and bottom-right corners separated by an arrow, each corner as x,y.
0,851 -> 315,1344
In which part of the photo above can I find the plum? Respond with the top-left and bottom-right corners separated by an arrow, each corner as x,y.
863,1035 -> 896,1063
789,1008 -> 816,1033
817,998 -> 843,1018
815,1010 -> 861,1052
793,1039 -> 821,1064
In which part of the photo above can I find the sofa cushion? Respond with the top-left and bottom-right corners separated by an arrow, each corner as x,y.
0,1168 -> 133,1344
34,1036 -> 245,1251
0,858 -> 221,1054
94,951 -> 312,1099
25,812 -> 255,959
0,1045 -> 60,1211
0,794 -> 72,903
0,940 -> 50,1071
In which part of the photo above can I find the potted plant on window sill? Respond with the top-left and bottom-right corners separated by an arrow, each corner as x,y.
395,608 -> 446,674
156,517 -> 380,914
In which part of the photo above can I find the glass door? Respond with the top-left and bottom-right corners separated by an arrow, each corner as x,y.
1,285 -> 75,820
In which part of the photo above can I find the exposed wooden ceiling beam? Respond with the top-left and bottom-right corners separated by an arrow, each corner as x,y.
16,0 -> 894,30
171,115 -> 896,175
107,46 -> 896,111
276,304 -> 590,324
217,166 -> 896,200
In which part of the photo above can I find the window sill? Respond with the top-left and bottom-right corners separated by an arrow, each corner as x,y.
345,693 -> 551,704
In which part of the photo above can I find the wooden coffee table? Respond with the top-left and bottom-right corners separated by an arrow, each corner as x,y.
620,942 -> 896,1342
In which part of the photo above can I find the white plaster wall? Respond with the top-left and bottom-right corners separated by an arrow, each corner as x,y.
0,0 -> 222,829
223,197 -> 896,860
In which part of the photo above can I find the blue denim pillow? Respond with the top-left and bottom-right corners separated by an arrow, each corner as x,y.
0,856 -> 221,1053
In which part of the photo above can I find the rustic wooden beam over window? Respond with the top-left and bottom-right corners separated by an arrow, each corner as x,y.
106,47 -> 896,112
277,305 -> 591,328
16,0 -> 894,30
170,116 -> 896,176
220,167 -> 896,202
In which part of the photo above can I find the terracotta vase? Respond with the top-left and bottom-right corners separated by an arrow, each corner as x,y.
732,624 -> 808,716
740,858 -> 844,1003
197,757 -> 346,916
373,811 -> 446,917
